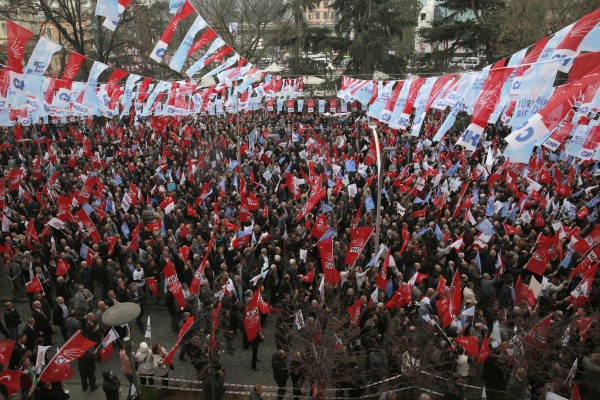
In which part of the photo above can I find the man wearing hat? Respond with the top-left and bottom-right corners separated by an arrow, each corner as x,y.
102,370 -> 121,400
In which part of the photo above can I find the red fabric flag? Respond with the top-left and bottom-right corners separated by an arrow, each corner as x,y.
187,204 -> 200,218
180,245 -> 191,262
568,263 -> 598,308
75,208 -> 102,243
98,342 -> 114,362
6,20 -> 33,73
296,186 -> 326,222
302,268 -> 315,283
376,250 -> 394,290
318,237 -> 340,285
449,270 -> 462,316
147,277 -> 159,297
77,175 -> 98,205
61,52 -> 85,82
107,236 -> 119,255
39,331 -> 96,382
363,141 -> 377,166
0,340 -> 14,365
413,208 -> 426,218
476,335 -> 490,364
285,172 -> 301,200
346,297 -> 363,325
0,370 -> 24,394
503,222 -> 521,236
454,336 -> 479,357
244,290 -> 271,341
572,384 -> 582,400
190,232 -> 215,295
164,260 -> 186,309
399,225 -> 410,256
385,283 -> 412,309
437,296 -> 450,319
345,226 -> 374,266
437,276 -> 447,296
56,260 -> 71,276
25,276 -> 43,293
187,28 -> 218,57
524,314 -> 552,350
164,317 -> 195,366
310,214 -> 330,240
7,169 -> 22,191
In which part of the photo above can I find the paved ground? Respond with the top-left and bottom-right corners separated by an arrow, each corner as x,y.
0,270 -> 279,399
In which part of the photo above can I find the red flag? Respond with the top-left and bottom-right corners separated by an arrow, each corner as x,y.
285,172 -> 301,201
454,335 -> 479,356
61,52 -> 85,82
449,270 -> 461,316
244,290 -> 271,341
376,250 -> 394,290
476,335 -> 490,364
363,140 -> 377,166
515,275 -> 536,307
180,245 -> 191,262
524,314 -> 552,350
7,169 -> 22,191
568,263 -> 598,308
503,222 -> 521,236
0,340 -> 14,365
346,297 -> 363,325
107,236 -> 119,255
302,268 -> 314,283
190,232 -> 215,295
413,208 -> 426,218
187,204 -> 199,217
437,276 -> 447,296
164,260 -> 186,309
0,370 -> 25,394
318,237 -> 340,285
75,208 -> 102,243
385,283 -> 412,309
6,20 -> 34,73
296,186 -> 326,222
56,260 -> 71,276
25,276 -> 43,293
164,317 -> 195,366
77,175 -> 98,205
98,342 -> 114,362
345,226 -> 374,266
352,203 -> 362,230
310,214 -> 330,240
147,277 -> 159,297
246,192 -> 260,210
572,384 -> 582,400
39,331 -> 96,382
399,225 -> 410,256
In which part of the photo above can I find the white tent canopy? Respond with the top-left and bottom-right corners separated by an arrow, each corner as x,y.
304,76 -> 325,85
263,63 -> 285,73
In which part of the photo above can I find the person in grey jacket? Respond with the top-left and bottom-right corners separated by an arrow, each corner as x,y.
505,367 -> 529,400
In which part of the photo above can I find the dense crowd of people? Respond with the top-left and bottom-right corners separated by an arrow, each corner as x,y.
0,108 -> 598,400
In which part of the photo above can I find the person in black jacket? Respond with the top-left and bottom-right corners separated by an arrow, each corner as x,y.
52,297 -> 69,341
22,317 -> 40,351
201,366 -> 226,400
32,301 -> 52,345
101,370 -> 121,400
33,380 -> 70,400
4,301 -> 21,340
77,346 -> 98,392
271,350 -> 289,400
289,351 -> 305,400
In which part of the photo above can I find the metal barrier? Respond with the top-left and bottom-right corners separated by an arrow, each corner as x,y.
142,371 -> 505,399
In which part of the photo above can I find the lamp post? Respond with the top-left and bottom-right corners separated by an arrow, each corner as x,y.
102,302 -> 142,396
368,122 -> 383,260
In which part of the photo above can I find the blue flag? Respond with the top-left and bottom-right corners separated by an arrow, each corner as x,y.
447,162 -> 460,177
486,194 -> 496,216
321,202 -> 333,214
560,249 -> 574,269
345,159 -> 356,172
319,227 -> 336,242
476,219 -> 496,236
435,224 -> 443,241
475,252 -> 482,271
121,223 -> 130,239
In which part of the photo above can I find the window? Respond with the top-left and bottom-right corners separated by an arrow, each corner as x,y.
45,27 -> 52,38
421,13 -> 427,21
308,13 -> 313,19
315,11 -> 320,19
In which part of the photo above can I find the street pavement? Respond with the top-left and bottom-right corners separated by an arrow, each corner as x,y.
0,270 -> 279,398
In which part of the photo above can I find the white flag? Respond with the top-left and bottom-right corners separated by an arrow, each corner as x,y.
101,328 -> 119,348
294,310 -> 305,330
130,383 -> 138,397
490,321 -> 502,348
481,387 -> 487,399
35,345 -> 51,374
145,316 -> 151,339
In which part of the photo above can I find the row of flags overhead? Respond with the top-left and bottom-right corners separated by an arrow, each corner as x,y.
337,7 -> 600,164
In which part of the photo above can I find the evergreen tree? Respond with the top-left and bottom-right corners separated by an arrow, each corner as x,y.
332,0 -> 421,75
